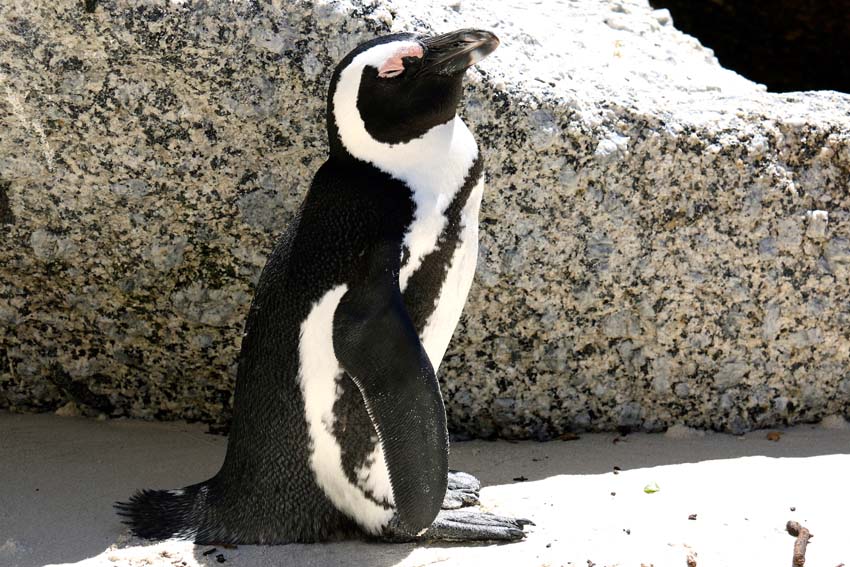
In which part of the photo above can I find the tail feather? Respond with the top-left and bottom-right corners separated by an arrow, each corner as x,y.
115,485 -> 203,540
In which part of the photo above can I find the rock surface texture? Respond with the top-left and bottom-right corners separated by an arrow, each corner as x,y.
1,0 -> 849,437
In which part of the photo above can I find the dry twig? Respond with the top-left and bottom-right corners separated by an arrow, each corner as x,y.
786,521 -> 813,566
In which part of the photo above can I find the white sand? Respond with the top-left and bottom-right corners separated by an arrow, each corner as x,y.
1,412 -> 848,566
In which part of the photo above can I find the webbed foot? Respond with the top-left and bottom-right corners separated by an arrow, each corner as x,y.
442,469 -> 481,509
383,509 -> 532,543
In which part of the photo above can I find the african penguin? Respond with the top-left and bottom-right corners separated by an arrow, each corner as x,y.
117,28 -> 528,544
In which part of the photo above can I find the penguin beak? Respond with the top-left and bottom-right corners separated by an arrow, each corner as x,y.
419,29 -> 500,76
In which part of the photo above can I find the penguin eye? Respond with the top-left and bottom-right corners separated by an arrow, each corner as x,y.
401,55 -> 422,73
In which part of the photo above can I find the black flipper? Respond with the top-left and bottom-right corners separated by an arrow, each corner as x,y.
333,253 -> 449,536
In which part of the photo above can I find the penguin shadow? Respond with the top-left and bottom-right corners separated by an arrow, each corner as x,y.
1,413 -> 523,567
187,537 -> 515,567
181,513 -> 526,567
16,511 -> 514,567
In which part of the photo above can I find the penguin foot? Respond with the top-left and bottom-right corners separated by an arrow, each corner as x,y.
425,509 -> 531,542
442,470 -> 481,509
383,509 -> 532,543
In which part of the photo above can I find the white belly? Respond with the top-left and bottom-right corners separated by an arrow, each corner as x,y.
420,179 -> 484,369
298,285 -> 394,534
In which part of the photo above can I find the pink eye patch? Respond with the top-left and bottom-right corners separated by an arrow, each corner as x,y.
377,44 -> 424,78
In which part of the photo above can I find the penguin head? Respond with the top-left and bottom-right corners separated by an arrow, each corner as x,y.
327,29 -> 499,159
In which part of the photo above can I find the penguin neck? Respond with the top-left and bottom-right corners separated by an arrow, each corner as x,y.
346,117 -> 476,191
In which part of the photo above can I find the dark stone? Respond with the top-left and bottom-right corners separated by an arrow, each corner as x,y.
0,180 -> 13,225
651,0 -> 850,93
47,365 -> 115,414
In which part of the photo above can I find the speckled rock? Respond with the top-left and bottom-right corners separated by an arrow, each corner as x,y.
1,0 -> 849,437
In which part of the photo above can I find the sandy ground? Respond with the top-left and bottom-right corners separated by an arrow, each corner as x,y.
1,411 -> 848,567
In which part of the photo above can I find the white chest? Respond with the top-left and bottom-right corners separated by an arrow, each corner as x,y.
394,118 -> 479,289
415,178 -> 484,369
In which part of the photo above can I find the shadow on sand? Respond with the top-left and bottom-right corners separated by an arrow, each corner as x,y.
2,412 -> 848,566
